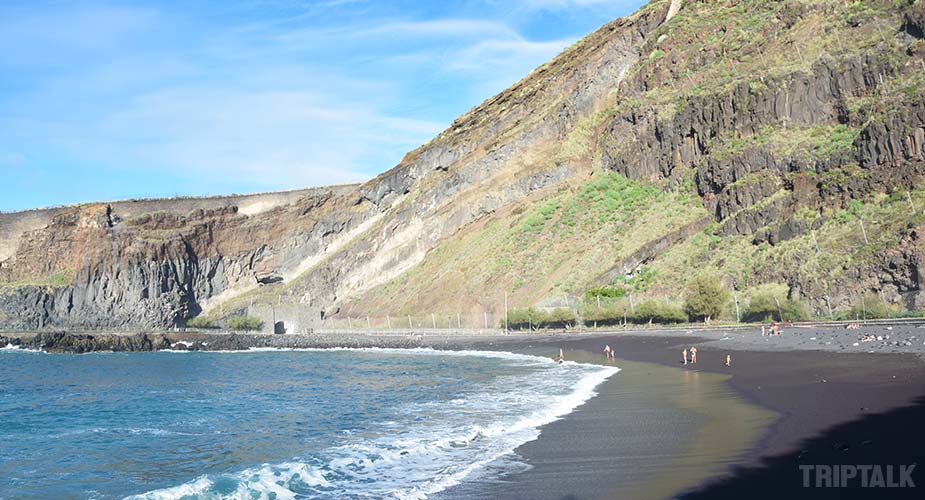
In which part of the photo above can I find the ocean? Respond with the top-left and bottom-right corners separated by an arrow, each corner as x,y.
0,345 -> 617,499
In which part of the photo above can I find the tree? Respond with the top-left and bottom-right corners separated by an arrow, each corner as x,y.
744,291 -> 807,322
633,300 -> 687,324
684,274 -> 730,322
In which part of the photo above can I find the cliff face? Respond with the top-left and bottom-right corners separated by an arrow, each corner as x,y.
0,187 -> 361,328
2,0 -> 925,330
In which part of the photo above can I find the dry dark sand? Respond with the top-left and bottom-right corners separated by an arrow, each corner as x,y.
441,332 -> 925,499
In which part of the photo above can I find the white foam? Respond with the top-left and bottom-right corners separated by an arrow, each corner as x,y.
128,461 -> 330,500
229,346 -> 576,366
54,427 -> 199,438
126,476 -> 213,500
0,342 -> 42,353
126,349 -> 619,500
391,362 -> 618,499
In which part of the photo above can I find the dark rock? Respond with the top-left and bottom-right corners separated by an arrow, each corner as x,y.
904,2 -> 925,39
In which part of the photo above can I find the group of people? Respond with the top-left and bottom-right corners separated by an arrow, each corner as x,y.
761,321 -> 782,336
682,346 -> 698,364
556,342 -> 733,369
682,346 -> 732,367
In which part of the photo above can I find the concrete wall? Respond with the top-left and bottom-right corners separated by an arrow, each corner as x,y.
247,304 -> 322,334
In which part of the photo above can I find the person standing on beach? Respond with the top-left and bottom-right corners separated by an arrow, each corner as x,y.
604,345 -> 612,360
682,349 -> 688,365
690,346 -> 698,364
761,325 -> 766,336
725,354 -> 731,367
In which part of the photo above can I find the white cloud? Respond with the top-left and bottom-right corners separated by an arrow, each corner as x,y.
84,86 -> 445,188
266,18 -> 518,54
447,37 -> 574,71
0,1 -> 628,205
0,4 -> 161,67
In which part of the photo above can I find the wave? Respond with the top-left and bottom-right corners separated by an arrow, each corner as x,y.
126,349 -> 619,500
53,427 -> 200,438
0,342 -> 42,353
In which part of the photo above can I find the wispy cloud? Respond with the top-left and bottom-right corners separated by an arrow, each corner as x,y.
0,0 -> 645,210
98,87 -> 445,186
447,37 -> 575,71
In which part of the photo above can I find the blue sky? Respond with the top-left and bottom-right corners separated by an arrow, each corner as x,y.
0,0 -> 646,211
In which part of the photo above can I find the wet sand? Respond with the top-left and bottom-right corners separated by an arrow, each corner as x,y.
441,354 -> 774,500
444,333 -> 925,499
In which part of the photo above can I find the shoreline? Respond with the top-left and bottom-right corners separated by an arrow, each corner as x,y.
4,327 -> 925,498
5,317 -> 925,355
471,333 -> 925,499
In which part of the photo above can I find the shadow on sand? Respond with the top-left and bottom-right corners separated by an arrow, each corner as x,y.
680,397 -> 925,499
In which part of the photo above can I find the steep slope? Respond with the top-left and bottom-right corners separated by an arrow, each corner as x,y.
1,0 -> 924,331
347,0 -> 925,324
0,0 -> 670,330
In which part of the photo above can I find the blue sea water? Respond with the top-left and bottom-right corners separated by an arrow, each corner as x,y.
0,346 -> 617,499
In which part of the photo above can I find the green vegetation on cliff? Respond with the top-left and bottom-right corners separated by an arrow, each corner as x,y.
351,171 -> 708,319
227,315 -> 263,331
0,269 -> 75,289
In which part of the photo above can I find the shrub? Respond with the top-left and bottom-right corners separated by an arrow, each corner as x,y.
505,307 -> 544,330
683,274 -> 730,322
624,266 -> 656,293
632,300 -> 688,324
544,308 -> 578,329
227,315 -> 263,331
743,291 -> 806,322
187,316 -> 215,329
584,286 -> 627,300
581,303 -> 629,326
505,307 -> 577,330
844,294 -> 906,320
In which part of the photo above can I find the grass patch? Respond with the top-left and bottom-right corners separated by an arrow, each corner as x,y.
227,315 -> 263,331
708,123 -> 861,161
0,269 -> 76,289
355,171 -> 707,316
646,187 -> 925,319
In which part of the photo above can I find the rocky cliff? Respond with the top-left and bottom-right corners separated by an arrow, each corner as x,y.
2,0 -> 924,330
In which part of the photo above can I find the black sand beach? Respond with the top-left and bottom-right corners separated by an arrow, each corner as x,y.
451,330 -> 925,499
